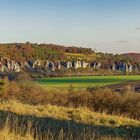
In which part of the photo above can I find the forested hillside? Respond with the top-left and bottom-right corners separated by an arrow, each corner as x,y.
0,42 -> 140,77
0,42 -> 140,63
0,42 -> 94,61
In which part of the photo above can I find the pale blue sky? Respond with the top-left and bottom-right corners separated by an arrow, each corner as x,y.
0,0 -> 140,53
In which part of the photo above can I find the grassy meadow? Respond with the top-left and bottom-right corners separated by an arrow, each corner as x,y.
0,75 -> 140,139
0,100 -> 140,140
37,75 -> 140,89
65,52 -> 98,60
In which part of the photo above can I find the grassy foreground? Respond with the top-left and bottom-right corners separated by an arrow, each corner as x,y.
0,130 -> 34,140
37,75 -> 140,89
0,78 -> 140,139
0,130 -> 127,140
1,100 -> 140,127
0,100 -> 140,139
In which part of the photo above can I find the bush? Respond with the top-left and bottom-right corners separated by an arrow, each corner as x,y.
0,77 -> 20,99
0,80 -> 140,120
47,88 -> 140,120
15,72 -> 31,81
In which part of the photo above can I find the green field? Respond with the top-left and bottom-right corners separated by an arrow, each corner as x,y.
65,52 -> 99,61
37,75 -> 140,89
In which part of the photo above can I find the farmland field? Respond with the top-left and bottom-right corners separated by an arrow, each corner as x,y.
37,75 -> 140,89
65,52 -> 98,60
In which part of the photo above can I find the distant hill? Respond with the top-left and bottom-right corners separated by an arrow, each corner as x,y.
121,53 -> 140,63
0,42 -> 140,64
0,42 -> 95,61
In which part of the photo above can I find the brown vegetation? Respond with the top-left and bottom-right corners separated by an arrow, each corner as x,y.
0,79 -> 140,139
0,79 -> 140,120
0,101 -> 140,140
0,43 -> 94,62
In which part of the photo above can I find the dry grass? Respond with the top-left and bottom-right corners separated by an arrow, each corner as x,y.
0,100 -> 140,140
0,130 -> 34,140
0,79 -> 140,120
0,100 -> 140,127
0,79 -> 140,139
0,128 -> 125,140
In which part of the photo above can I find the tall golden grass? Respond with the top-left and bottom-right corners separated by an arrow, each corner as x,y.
0,100 -> 140,140
0,101 -> 140,140
0,79 -> 140,119
0,79 -> 140,139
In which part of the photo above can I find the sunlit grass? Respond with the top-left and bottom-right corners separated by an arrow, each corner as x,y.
0,100 -> 140,127
37,75 -> 140,89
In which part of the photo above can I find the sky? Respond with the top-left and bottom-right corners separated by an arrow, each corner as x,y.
0,0 -> 140,54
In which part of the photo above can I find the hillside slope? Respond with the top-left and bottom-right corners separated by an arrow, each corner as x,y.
0,100 -> 140,139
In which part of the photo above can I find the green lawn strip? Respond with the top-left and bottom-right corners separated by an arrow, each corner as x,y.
37,75 -> 140,89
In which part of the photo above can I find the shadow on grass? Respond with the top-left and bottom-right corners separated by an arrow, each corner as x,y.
0,110 -> 140,139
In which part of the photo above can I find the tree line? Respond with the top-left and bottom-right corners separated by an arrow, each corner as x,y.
0,42 -> 94,61
0,42 -> 140,64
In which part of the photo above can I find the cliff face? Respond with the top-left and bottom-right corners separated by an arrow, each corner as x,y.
0,43 -> 140,77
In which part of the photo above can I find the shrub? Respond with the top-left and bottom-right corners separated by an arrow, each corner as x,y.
15,72 -> 31,81
0,80 -> 140,120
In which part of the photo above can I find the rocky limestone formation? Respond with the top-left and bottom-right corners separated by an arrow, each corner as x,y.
127,63 -> 133,72
81,61 -> 89,68
0,56 -> 137,73
44,61 -> 50,68
61,61 -> 72,69
110,62 -> 133,73
55,62 -> 61,70
96,62 -> 101,69
13,62 -> 20,72
48,62 -> 55,71
91,61 -> 101,69
73,61 -> 82,69
0,62 -> 4,72
28,59 -> 41,69
0,58 -> 21,72
111,63 -> 116,71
